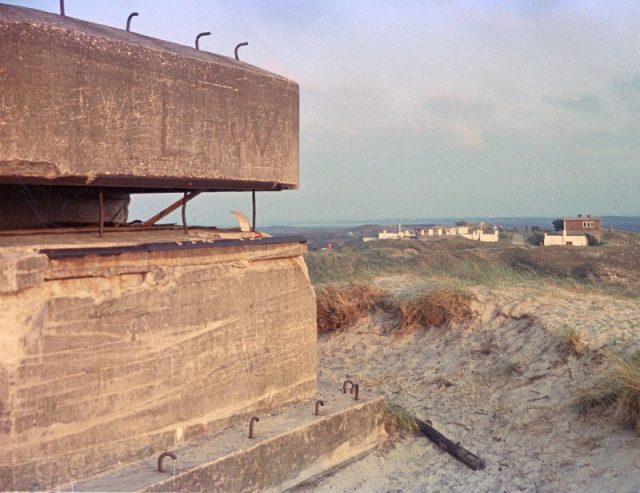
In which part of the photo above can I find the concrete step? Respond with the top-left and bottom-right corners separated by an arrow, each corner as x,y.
65,382 -> 386,492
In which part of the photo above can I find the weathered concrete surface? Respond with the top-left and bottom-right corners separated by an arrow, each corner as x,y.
0,5 -> 299,191
69,384 -> 387,492
0,251 -> 48,294
0,186 -> 129,229
0,239 -> 316,490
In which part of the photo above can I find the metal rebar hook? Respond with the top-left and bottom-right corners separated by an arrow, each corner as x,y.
126,12 -> 139,32
234,42 -> 248,61
157,451 -> 177,473
248,416 -> 260,439
59,0 -> 65,15
195,32 -> 211,50
315,400 -> 325,416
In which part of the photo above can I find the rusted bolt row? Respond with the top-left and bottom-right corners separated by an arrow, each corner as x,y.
57,7 -> 250,60
158,383 -> 362,472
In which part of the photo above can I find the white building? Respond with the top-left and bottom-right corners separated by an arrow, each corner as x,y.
377,224 -> 415,240
543,231 -> 588,246
417,223 -> 498,242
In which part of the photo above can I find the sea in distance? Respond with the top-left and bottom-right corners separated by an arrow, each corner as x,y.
265,216 -> 640,233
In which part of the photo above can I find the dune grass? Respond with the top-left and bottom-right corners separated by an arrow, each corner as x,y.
315,283 -> 474,335
307,242 -> 532,287
396,290 -> 474,333
384,401 -> 419,436
576,350 -> 640,432
306,239 -> 635,297
315,283 -> 395,334
561,327 -> 588,357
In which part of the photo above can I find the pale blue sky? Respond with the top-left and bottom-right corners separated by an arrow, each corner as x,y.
5,1 -> 640,225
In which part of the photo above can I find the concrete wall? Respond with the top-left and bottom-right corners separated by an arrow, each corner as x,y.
0,241 -> 317,490
544,233 -> 588,246
0,5 -> 298,192
479,231 -> 499,242
460,230 -> 499,242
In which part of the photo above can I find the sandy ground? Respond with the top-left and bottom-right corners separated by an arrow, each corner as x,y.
299,277 -> 640,492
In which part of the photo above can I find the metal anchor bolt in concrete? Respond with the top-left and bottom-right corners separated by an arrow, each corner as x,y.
195,32 -> 211,50
126,12 -> 139,32
248,416 -> 260,439
157,451 -> 177,473
235,42 -> 249,60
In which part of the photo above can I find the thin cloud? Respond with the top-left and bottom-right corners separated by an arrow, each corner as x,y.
611,72 -> 640,111
424,91 -> 495,118
542,94 -> 603,113
447,122 -> 488,150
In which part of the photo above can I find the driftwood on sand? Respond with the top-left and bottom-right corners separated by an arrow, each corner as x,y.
416,418 -> 486,471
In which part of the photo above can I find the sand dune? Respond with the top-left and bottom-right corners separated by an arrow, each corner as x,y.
299,278 -> 640,492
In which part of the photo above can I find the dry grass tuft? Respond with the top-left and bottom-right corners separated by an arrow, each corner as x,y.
500,360 -> 523,377
561,327 -> 588,357
384,401 -> 419,437
316,283 -> 394,334
576,350 -> 640,432
396,289 -> 474,333
316,284 -> 475,336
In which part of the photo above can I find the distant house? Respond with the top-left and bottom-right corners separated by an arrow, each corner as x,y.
563,216 -> 602,241
416,223 -> 498,242
375,224 -> 415,240
417,225 -> 469,237
543,215 -> 601,246
462,228 -> 499,243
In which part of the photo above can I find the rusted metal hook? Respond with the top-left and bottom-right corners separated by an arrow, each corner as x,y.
315,399 -> 325,416
157,451 -> 177,473
353,384 -> 360,400
195,32 -> 211,50
248,416 -> 260,439
126,12 -> 139,32
234,42 -> 248,61
59,0 -> 65,15
343,379 -> 353,393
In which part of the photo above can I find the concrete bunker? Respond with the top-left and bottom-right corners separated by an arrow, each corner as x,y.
0,4 -> 384,491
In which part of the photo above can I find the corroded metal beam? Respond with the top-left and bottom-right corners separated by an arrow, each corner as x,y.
142,191 -> 202,226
